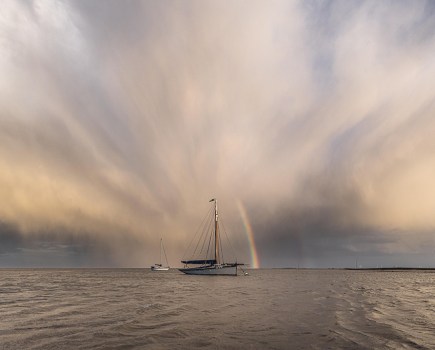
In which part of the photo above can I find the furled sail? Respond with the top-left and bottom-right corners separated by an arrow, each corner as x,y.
181,259 -> 217,265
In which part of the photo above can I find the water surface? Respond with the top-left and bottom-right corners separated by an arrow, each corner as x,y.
1,269 -> 434,349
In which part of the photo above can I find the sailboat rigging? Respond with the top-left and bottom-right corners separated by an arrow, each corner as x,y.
151,238 -> 170,271
179,198 -> 243,276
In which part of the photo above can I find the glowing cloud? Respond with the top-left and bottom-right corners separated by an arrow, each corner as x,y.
1,1 -> 435,267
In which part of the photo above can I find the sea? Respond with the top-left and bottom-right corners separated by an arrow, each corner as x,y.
1,268 -> 434,349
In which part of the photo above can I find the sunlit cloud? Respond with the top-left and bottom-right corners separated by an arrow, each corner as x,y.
1,0 -> 435,267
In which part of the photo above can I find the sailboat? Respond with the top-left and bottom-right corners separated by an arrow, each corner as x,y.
179,198 -> 243,276
151,238 -> 170,271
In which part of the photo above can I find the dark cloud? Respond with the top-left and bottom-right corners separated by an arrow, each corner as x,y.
0,220 -> 147,267
251,197 -> 435,268
0,222 -> 23,255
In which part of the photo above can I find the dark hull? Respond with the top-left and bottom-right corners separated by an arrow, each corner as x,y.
179,264 -> 237,276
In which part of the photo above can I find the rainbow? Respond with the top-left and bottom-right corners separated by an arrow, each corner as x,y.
237,200 -> 260,268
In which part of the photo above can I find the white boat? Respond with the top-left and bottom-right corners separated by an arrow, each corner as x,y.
179,198 -> 243,276
151,238 -> 170,271
151,264 -> 169,271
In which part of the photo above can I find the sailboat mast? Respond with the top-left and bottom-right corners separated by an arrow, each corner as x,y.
160,238 -> 162,265
214,199 -> 219,264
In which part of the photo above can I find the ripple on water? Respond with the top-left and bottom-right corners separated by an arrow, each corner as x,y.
1,269 -> 435,349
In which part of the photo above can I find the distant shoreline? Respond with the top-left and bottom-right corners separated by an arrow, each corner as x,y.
344,267 -> 435,271
277,267 -> 435,271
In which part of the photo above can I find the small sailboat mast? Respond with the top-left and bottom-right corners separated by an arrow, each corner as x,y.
151,237 -> 170,271
162,238 -> 169,267
159,238 -> 162,266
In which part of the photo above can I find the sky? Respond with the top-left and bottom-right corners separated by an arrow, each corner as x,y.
1,0 -> 435,268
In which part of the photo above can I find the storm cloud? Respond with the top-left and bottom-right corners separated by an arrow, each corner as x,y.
1,0 -> 435,267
